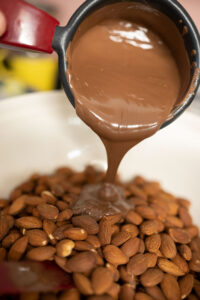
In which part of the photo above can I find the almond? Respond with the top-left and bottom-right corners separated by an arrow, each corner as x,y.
158,258 -> 185,276
64,228 -> 87,240
73,273 -> 93,295
98,219 -> 112,246
107,283 -> 120,299
120,284 -> 135,300
125,210 -> 143,225
121,224 -> 139,238
172,254 -> 189,273
16,217 -> 42,229
145,234 -> 161,253
27,229 -> 48,247
103,245 -> 129,265
140,268 -> 164,287
26,246 -> 56,261
86,235 -> 101,249
127,253 -> 148,276
145,286 -> 166,300
8,236 -> 28,261
121,237 -> 140,258
91,267 -> 113,295
54,255 -> 71,273
75,241 -> 94,251
160,234 -> 177,259
179,274 -> 194,299
149,203 -> 167,221
140,220 -> 164,236
72,215 -> 99,235
37,203 -> 59,220
66,251 -> 97,273
161,274 -> 180,300
41,191 -> 57,205
129,185 -> 147,200
135,292 -> 154,300
56,200 -> 68,211
144,253 -> 158,268
189,252 -> 200,272
169,228 -> 191,244
24,196 -> 45,206
57,209 -> 73,222
2,230 -> 21,248
178,244 -> 192,261
43,220 -> 57,244
106,263 -> 120,282
165,216 -> 183,228
103,214 -> 122,225
112,231 -> 131,246
135,205 -> 156,220
56,239 -> 75,257
59,289 -> 80,300
8,196 -> 26,215
179,207 -> 192,227
0,216 -> 10,241
119,266 -> 136,285
186,226 -> 199,239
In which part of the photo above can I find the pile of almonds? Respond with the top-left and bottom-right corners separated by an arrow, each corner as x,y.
0,166 -> 200,300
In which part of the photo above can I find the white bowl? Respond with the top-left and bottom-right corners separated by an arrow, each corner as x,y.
0,91 -> 200,226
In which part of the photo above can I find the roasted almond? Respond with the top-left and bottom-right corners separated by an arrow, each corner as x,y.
98,219 -> 112,246
86,235 -> 101,249
8,196 -> 26,215
165,216 -> 183,228
186,226 -> 199,239
73,273 -> 93,295
64,227 -> 87,240
179,274 -> 194,299
74,241 -> 94,251
135,205 -> 156,220
121,237 -> 140,258
169,228 -> 191,244
54,255 -> 71,273
125,210 -> 143,225
107,283 -> 120,299
2,230 -> 21,248
189,252 -> 200,272
145,234 -> 161,253
140,220 -> 164,236
57,209 -> 73,222
72,215 -> 99,235
135,292 -> 154,300
161,274 -> 180,300
0,215 -> 10,241
8,236 -> 28,261
27,229 -> 48,247
120,284 -> 135,300
16,217 -> 42,229
140,268 -> 164,287
106,263 -> 120,282
111,231 -> 131,246
26,246 -> 56,261
91,267 -> 113,295
56,239 -> 75,257
127,253 -> 148,276
24,196 -> 45,206
119,265 -> 136,285
41,190 -> 57,205
158,258 -> 185,276
37,203 -> 59,220
179,206 -> 192,227
145,286 -> 166,300
144,253 -> 158,268
103,214 -> 122,225
160,233 -> 177,259
121,224 -> 139,238
103,245 -> 129,265
66,251 -> 97,273
172,253 -> 189,273
43,220 -> 57,244
178,244 -> 192,261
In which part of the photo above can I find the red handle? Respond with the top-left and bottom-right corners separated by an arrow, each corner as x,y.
0,0 -> 59,53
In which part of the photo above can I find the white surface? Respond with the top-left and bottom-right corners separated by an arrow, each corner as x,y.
0,91 -> 200,226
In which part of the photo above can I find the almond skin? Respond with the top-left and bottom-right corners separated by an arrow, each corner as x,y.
179,274 -> 194,299
135,205 -> 156,220
91,267 -> 113,295
169,228 -> 191,244
178,244 -> 192,261
8,236 -> 28,261
140,268 -> 164,287
98,219 -> 112,246
120,284 -> 136,300
125,210 -> 143,225
57,209 -> 73,222
145,286 -> 166,300
160,234 -> 177,259
72,215 -> 99,235
37,203 -> 59,220
64,228 -> 87,241
73,273 -> 93,296
140,220 -> 164,236
111,231 -> 131,246
145,234 -> 161,253
103,245 -> 129,265
121,237 -> 140,258
8,196 -> 26,215
135,292 -> 154,300
26,246 -> 56,261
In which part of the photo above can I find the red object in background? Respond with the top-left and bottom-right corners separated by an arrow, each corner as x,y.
0,0 -> 59,53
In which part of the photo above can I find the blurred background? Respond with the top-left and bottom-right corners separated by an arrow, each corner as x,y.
0,0 -> 199,107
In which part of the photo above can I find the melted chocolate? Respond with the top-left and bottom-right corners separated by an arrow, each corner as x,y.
67,2 -> 190,217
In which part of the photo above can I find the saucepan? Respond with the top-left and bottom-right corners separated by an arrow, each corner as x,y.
0,0 -> 199,128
